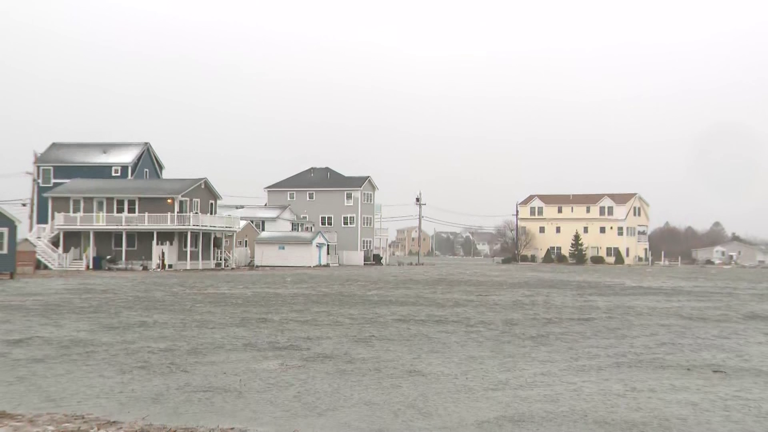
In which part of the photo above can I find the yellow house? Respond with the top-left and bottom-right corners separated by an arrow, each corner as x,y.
393,226 -> 431,256
518,193 -> 650,263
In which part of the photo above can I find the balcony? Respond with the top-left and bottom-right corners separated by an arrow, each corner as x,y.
638,234 -> 649,243
375,228 -> 389,238
53,213 -> 241,230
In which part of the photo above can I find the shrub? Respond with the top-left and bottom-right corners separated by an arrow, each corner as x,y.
530,255 -> 537,263
556,253 -> 569,264
519,254 -> 530,263
704,259 -> 715,265
590,256 -> 606,265
614,249 -> 625,265
501,256 -> 514,264
542,248 -> 555,263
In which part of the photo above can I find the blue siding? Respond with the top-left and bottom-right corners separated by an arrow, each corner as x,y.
0,213 -> 18,273
131,150 -> 161,179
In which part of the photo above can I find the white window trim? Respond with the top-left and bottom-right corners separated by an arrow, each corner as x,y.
307,191 -> 315,201
40,167 -> 53,186
143,169 -> 149,179
300,215 -> 309,220
208,200 -> 216,215
320,215 -> 333,227
362,238 -> 373,250
342,214 -> 356,227
362,215 -> 373,227
114,198 -> 139,215
178,198 -> 189,214
70,198 -> 83,214
344,191 -> 354,206
112,166 -> 121,177
183,233 -> 200,251
362,191 -> 373,204
224,239 -> 230,246
112,232 -> 138,250
192,199 -> 201,214
237,240 -> 243,247
0,228 -> 8,254
288,192 -> 296,201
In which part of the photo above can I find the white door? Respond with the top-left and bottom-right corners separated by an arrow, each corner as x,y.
95,198 -> 107,224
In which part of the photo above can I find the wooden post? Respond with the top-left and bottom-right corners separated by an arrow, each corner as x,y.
89,230 -> 94,270
186,230 -> 191,269
122,231 -> 127,267
198,231 -> 202,270
210,232 -> 214,269
152,231 -> 157,270
58,231 -> 63,253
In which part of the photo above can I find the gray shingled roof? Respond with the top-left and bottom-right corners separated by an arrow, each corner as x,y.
44,178 -> 208,197
265,167 -> 374,190
519,193 -> 640,206
255,231 -> 327,244
37,142 -> 153,165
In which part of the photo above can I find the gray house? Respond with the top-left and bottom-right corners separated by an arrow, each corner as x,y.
38,178 -> 240,270
265,167 -> 378,265
692,240 -> 767,266
0,206 -> 21,278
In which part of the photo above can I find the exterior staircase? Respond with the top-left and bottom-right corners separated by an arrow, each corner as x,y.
28,225 -> 85,270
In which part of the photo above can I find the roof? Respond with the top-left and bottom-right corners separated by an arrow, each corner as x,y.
519,193 -> 640,206
254,231 -> 328,244
226,205 -> 291,220
473,231 -> 500,243
43,178 -> 220,198
0,206 -> 22,225
265,167 -> 376,190
692,240 -> 765,252
36,142 -> 164,167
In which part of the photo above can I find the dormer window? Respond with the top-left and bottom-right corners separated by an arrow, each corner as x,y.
112,167 -> 121,176
40,167 -> 53,186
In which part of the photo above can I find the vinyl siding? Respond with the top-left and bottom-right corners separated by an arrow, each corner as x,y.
131,150 -> 162,179
0,213 -> 18,273
254,240 -> 327,267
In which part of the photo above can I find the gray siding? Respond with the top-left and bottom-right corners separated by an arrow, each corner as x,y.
225,223 -> 259,257
132,150 -> 161,179
267,184 -> 376,253
51,197 -> 177,215
0,213 -> 18,273
180,182 -> 218,214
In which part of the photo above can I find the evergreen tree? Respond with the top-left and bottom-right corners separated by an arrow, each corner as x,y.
614,249 -> 625,265
569,230 -> 587,264
542,248 -> 555,263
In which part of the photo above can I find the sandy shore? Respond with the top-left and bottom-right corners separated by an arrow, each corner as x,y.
0,412 -> 247,432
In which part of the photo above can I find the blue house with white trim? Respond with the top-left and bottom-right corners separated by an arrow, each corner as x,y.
33,142 -> 165,227
0,206 -> 21,278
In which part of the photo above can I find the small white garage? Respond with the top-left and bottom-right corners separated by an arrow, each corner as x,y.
253,231 -> 330,267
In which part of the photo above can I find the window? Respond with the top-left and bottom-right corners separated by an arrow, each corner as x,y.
342,215 -> 356,227
70,198 -> 83,214
529,207 -> 536,217
112,167 -> 121,176
224,239 -> 229,246
237,240 -> 243,247
0,228 -> 7,254
537,207 -> 543,216
362,215 -> 373,227
260,220 -> 266,231
288,192 -> 296,201
362,192 -> 373,204
550,246 -> 562,257
362,238 -> 373,250
557,206 -> 563,214
115,199 -> 138,214
183,233 -> 200,250
571,206 -> 574,213
278,245 -> 286,251
192,199 -> 200,214
539,226 -> 545,234
607,247 -> 613,257
626,247 -> 630,259
627,227 -> 636,237
637,207 -> 642,217
307,192 -> 315,201
300,215 -> 309,220
209,201 -> 216,215
586,206 -> 591,214
633,206 -> 642,217
618,227 -> 624,236
583,226 -> 588,234
40,167 -> 53,186
607,206 -> 614,217
244,239 -> 248,248
600,226 -> 606,234
345,191 -> 354,206
556,226 -> 561,234
143,169 -> 149,179
112,233 -> 137,250
292,223 -> 300,232
599,206 -> 606,216
320,215 -> 333,227
178,198 -> 189,214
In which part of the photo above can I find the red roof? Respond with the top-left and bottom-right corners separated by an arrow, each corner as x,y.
519,193 -> 639,206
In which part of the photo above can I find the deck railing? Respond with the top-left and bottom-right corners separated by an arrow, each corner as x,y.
53,213 -> 240,230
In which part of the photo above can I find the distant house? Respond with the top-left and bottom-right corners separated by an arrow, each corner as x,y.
222,205 -> 301,232
254,231 -> 331,267
33,142 -> 164,227
392,227 -> 431,256
224,220 -> 260,267
472,231 -> 501,257
0,206 -> 21,278
265,167 -> 377,265
38,178 -> 239,270
692,241 -> 767,266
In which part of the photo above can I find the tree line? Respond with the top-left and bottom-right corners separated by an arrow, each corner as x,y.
649,221 -> 763,261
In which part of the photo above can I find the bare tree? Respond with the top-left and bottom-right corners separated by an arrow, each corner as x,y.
495,219 -> 535,259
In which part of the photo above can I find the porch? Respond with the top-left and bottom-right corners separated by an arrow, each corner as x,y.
53,213 -> 240,230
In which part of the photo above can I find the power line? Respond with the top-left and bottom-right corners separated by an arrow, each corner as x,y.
380,203 -> 415,207
221,194 -> 265,199
428,205 -> 516,218
423,216 -> 496,231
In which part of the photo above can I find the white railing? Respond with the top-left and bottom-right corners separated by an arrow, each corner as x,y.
53,213 -> 240,230
638,234 -> 648,243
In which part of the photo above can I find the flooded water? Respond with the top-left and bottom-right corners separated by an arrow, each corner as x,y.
2,261 -> 768,431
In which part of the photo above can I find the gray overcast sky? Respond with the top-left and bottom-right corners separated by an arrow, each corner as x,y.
1,0 -> 767,236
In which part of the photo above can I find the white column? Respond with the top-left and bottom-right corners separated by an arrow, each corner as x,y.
231,232 -> 237,268
58,231 -> 64,253
209,232 -> 214,269
186,230 -> 192,269
198,231 -> 202,269
152,231 -> 157,270
89,230 -> 94,270
122,231 -> 127,266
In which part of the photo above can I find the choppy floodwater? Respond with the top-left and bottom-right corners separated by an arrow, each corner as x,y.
1,261 -> 768,432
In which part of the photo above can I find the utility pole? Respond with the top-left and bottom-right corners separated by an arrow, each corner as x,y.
416,192 -> 426,265
514,201 -> 519,262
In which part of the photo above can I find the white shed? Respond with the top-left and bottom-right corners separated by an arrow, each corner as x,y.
254,231 -> 329,267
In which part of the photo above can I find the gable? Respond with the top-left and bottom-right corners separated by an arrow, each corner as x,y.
132,149 -> 162,179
